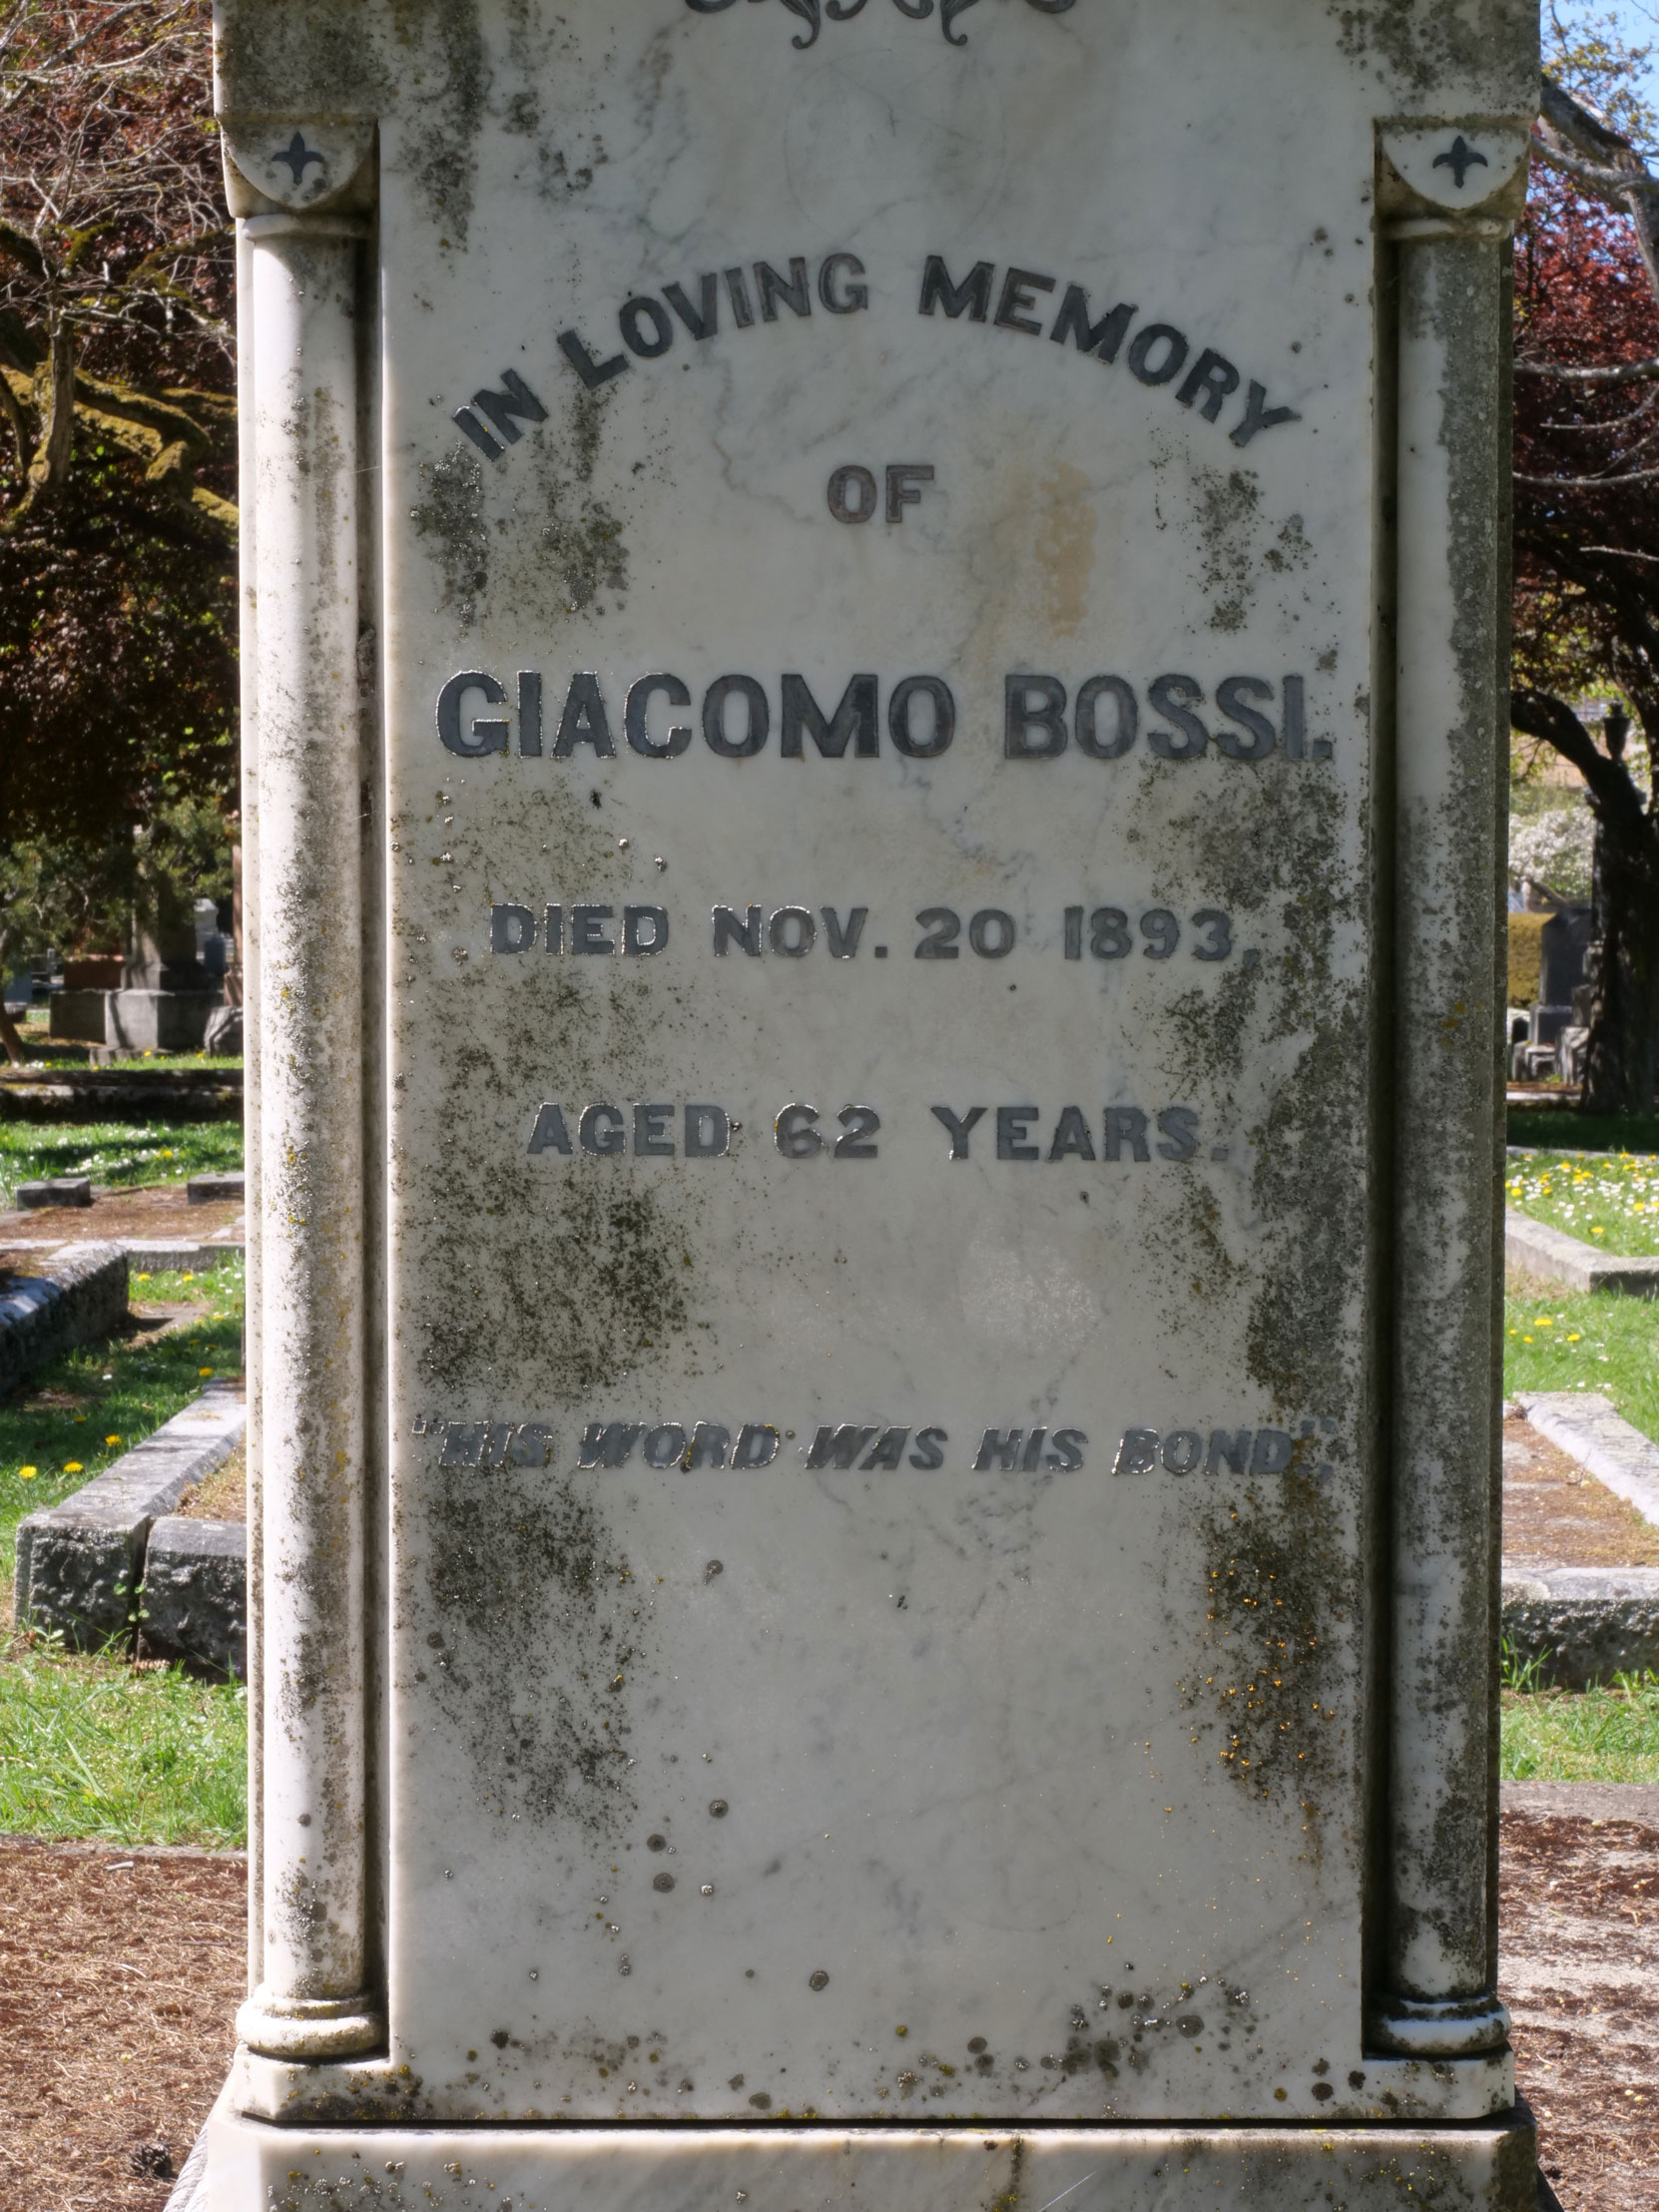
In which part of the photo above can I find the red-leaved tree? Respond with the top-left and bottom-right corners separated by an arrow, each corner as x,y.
1512,66 -> 1659,1114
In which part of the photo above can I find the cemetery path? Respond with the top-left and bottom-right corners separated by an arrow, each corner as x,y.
0,1813 -> 1651,2211
1502,1412 -> 1659,1569
1502,1805 -> 1659,2212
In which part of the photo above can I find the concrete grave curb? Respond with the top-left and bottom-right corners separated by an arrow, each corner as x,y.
1514,1390 -> 1659,1526
0,1241 -> 128,1394
1502,1392 -> 1659,1685
1,1236 -> 246,1271
124,1240 -> 246,1272
1500,1565 -> 1659,1689
141,1512 -> 247,1679
1505,1206 -> 1659,1296
14,1383 -> 245,1654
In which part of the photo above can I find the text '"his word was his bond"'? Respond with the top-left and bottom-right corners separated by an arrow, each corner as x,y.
428,1418 -> 1325,1477
523,1100 -> 1204,1163
489,903 -> 1244,963
438,670 -> 1326,765
455,254 -> 1301,460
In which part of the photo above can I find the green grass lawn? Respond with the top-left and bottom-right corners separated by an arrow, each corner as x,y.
0,1263 -> 245,1594
0,1119 -> 243,1207
0,1633 -> 247,1845
1501,1669 -> 1659,1783
0,1252 -> 249,1846
1506,1147 -> 1659,1257
1503,1283 -> 1659,1447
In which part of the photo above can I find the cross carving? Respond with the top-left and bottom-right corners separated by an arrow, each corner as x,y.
1431,135 -> 1489,191
272,131 -> 324,186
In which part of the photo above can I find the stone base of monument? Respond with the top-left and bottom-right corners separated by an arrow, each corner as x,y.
203,2105 -> 1538,2210
48,987 -> 226,1053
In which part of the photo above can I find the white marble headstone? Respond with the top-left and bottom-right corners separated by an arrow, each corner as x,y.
212,0 -> 1538,2199
388,0 -> 1371,2120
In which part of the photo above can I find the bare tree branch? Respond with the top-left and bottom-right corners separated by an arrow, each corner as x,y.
1538,71 -> 1659,303
1516,353 -> 1659,384
1515,465 -> 1659,486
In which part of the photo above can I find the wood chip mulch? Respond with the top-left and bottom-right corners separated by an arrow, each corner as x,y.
174,1440 -> 246,1524
0,1841 -> 246,2212
1,1808 -> 1656,2210
1502,1803 -> 1659,2211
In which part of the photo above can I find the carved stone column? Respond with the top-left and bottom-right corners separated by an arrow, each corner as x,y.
1370,124 -> 1527,2062
221,121 -> 381,2064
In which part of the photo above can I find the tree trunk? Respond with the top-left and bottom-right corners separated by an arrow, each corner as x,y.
1581,823 -> 1659,1115
26,320 -> 76,497
0,994 -> 27,1067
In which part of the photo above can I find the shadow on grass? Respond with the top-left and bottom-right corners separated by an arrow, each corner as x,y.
1510,1109 -> 1659,1155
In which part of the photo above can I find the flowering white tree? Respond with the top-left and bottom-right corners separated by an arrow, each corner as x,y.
1508,800 -> 1597,903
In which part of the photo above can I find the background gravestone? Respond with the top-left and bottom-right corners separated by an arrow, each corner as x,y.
208,3 -> 1538,2207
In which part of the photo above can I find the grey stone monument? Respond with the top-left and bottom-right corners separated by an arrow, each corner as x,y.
207,3 -> 1539,2205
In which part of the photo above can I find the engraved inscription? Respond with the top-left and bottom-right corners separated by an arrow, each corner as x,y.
684,0 -> 1075,53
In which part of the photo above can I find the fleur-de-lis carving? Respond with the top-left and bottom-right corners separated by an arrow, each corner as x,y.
686,0 -> 1073,48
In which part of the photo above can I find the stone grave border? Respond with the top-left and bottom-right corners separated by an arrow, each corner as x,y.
2,1236 -> 245,1272
0,1242 -> 129,1395
0,1066 -> 243,1123
1504,1206 -> 1659,1296
14,1383 -> 247,1676
1503,1143 -> 1659,1296
1502,1389 -> 1659,1686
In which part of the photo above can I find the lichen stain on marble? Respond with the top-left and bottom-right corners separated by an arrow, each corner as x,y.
410,447 -> 489,631
1325,0 -> 1537,102
418,1465 -> 644,1844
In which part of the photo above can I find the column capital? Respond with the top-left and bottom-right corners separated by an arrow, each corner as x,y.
220,116 -> 376,221
1378,118 -> 1531,231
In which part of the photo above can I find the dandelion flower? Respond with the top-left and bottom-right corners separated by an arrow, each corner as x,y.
105,1434 -> 120,1444
1567,1333 -> 1582,1343
64,1461 -> 83,1474
199,1367 -> 214,1378
18,1465 -> 37,1480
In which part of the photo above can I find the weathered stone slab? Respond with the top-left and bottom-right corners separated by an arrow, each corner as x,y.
0,1241 -> 127,1395
188,1172 -> 247,1205
141,1515 -> 248,1679
207,2110 -> 1536,2211
16,1177 -> 93,1210
1515,1391 -> 1659,1529
1501,1566 -> 1659,1689
122,1239 -> 246,1272
1505,1207 -> 1659,1296
15,1385 -> 247,1649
